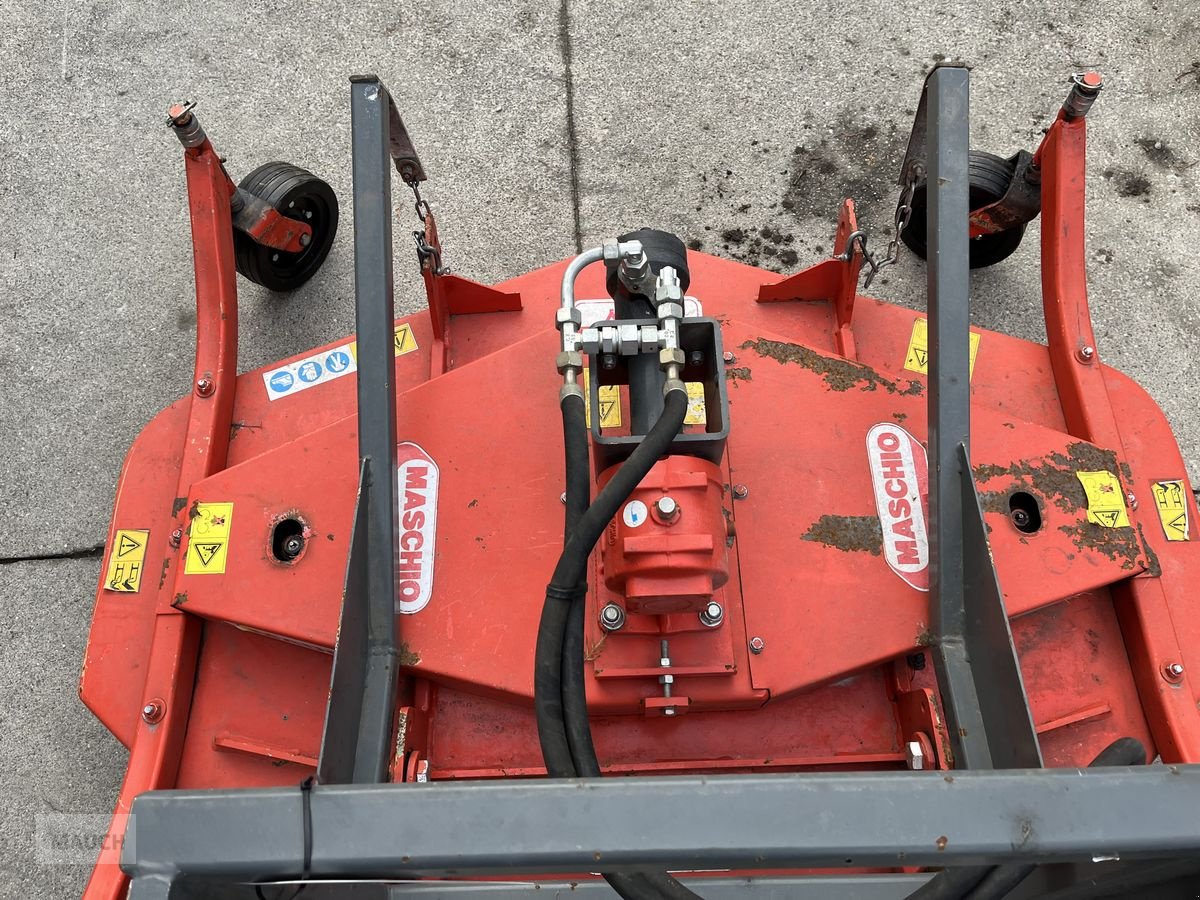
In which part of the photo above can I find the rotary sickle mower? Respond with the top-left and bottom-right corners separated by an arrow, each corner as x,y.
84,67 -> 1200,899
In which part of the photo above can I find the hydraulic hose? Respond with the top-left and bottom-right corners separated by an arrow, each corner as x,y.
537,389 -> 697,900
909,737 -> 1147,900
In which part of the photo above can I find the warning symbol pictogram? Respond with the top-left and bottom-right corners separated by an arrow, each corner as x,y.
393,323 -> 418,356
1152,479 -> 1190,541
104,529 -> 149,593
117,533 -> 142,557
185,502 -> 234,574
903,317 -> 980,378
1076,471 -> 1131,529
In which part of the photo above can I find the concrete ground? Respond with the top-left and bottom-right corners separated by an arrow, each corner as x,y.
1,1 -> 1197,896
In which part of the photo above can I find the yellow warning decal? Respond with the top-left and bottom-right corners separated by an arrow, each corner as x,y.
185,502 -> 234,575
1152,480 -> 1190,541
1076,471 -> 1131,528
103,529 -> 149,593
903,317 -> 981,379
393,323 -> 418,356
349,324 -> 419,362
582,369 -> 622,428
684,382 -> 707,426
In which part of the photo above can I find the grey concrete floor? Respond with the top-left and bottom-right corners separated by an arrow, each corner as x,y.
1,1 -> 1198,896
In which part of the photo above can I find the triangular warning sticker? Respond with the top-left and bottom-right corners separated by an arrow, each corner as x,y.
1168,513 -> 1188,537
193,542 -> 222,566
1096,510 -> 1120,527
117,534 -> 142,557
914,349 -> 928,367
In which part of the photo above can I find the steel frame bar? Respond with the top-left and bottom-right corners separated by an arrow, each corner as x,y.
121,767 -> 1200,893
332,74 -> 402,783
86,121 -> 241,900
921,65 -> 1040,770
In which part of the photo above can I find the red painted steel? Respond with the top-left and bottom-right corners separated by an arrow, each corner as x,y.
81,101 -> 1200,895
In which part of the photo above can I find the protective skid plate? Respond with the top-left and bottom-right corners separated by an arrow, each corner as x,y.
84,250 -> 1200,792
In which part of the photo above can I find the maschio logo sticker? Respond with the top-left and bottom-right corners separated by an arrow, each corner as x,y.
866,423 -> 930,591
395,443 -> 439,614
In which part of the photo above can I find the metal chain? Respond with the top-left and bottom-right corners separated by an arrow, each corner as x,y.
409,181 -> 449,274
844,171 -> 921,290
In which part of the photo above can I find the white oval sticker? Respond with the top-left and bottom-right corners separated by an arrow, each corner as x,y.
622,500 -> 649,528
865,423 -> 930,591
395,442 -> 440,614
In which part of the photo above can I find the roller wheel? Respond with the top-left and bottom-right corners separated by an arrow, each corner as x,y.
234,162 -> 338,291
899,150 -> 1025,270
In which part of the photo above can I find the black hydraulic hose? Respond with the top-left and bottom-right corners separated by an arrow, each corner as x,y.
910,737 -> 1148,900
539,389 -> 698,900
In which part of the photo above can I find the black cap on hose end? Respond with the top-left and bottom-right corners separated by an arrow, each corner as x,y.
604,229 -> 691,316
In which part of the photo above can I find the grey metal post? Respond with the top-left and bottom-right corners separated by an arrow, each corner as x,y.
344,75 -> 400,782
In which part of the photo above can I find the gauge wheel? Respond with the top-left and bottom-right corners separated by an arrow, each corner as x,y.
234,162 -> 338,291
899,150 -> 1026,269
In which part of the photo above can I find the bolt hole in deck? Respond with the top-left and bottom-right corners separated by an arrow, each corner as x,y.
271,516 -> 306,562
1008,491 -> 1043,534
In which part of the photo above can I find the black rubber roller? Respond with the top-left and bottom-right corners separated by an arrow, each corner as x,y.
604,228 -> 691,315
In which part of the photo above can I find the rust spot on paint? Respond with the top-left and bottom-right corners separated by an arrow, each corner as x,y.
975,442 -> 1125,516
741,338 -> 923,395
172,592 -> 188,607
916,627 -> 936,647
801,514 -> 883,556
172,496 -> 188,517
1138,523 -> 1162,576
397,642 -> 421,667
468,499 -> 479,508
725,366 -> 753,383
1057,522 -> 1142,570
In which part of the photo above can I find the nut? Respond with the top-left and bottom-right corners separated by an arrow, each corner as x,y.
599,326 -> 619,355
195,377 -> 214,397
906,739 -> 926,770
556,350 -> 583,375
555,306 -> 583,328
732,484 -> 749,500
699,602 -> 724,628
656,301 -> 685,321
655,496 -> 679,518
640,325 -> 659,348
618,323 -> 640,356
659,348 -> 686,368
600,603 -> 626,631
1077,345 -> 1096,362
602,238 -> 622,260
655,278 -> 683,305
749,636 -> 765,654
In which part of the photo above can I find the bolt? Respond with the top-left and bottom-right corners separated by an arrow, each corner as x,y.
749,636 -> 765,654
195,376 -> 214,397
722,351 -> 736,364
699,601 -> 724,628
1127,492 -> 1139,510
1011,509 -> 1031,529
282,535 -> 304,559
906,739 -> 927,771
600,603 -> 626,631
1164,662 -> 1185,682
655,496 -> 679,519
600,353 -> 618,371
732,484 -> 749,500
688,350 -> 705,367
1077,345 -> 1096,363
141,699 -> 165,724
560,492 -> 567,504
906,652 -> 926,671
663,707 -> 676,717
169,528 -> 183,548
299,232 -> 312,248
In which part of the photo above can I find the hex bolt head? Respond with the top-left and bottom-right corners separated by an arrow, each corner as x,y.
282,535 -> 304,559
195,377 -> 215,397
600,603 -> 626,632
906,739 -> 926,770
749,636 -> 766,654
722,351 -> 736,364
1077,345 -> 1096,363
655,496 -> 679,519
1011,509 -> 1031,529
688,350 -> 705,367
663,707 -> 677,717
142,699 -> 165,724
169,528 -> 183,548
732,484 -> 749,500
1127,492 -> 1139,510
1164,662 -> 1186,682
699,601 -> 724,628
